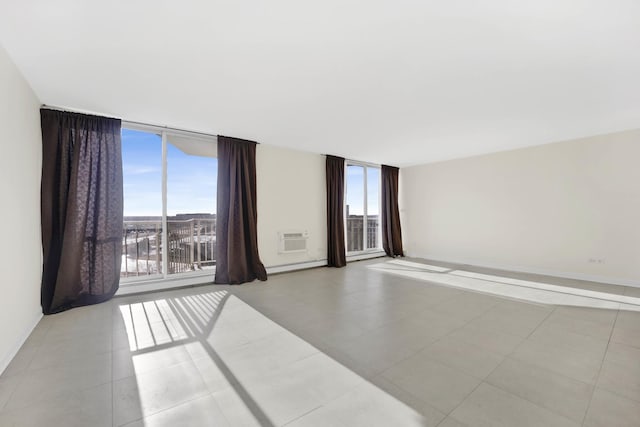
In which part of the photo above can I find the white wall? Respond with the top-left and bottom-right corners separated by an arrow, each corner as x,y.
400,130 -> 640,286
0,43 -> 43,373
256,144 -> 327,268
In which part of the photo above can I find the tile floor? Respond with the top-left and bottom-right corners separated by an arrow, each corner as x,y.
1,258 -> 639,426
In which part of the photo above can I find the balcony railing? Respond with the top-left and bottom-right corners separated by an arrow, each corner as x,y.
346,216 -> 379,252
121,218 -> 216,278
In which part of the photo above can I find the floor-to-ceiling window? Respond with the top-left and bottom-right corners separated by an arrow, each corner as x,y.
121,126 -> 217,282
345,162 -> 381,253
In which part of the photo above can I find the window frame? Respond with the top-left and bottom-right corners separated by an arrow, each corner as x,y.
344,159 -> 382,255
120,122 -> 217,285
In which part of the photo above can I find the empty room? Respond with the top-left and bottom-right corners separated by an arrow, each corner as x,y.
1,1 -> 639,426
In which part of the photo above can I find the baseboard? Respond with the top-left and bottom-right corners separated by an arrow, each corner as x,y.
117,273 -> 214,296
117,254 -> 387,296
265,252 -> 386,274
411,254 -> 640,288
346,251 -> 387,262
117,260 -> 329,295
0,308 -> 42,375
266,260 -> 328,274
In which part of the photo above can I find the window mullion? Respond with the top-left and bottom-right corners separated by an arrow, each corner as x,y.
161,131 -> 168,277
343,159 -> 348,252
363,166 -> 368,251
378,170 -> 382,250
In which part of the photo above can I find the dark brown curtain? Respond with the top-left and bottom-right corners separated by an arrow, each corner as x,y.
214,136 -> 267,284
381,165 -> 404,257
326,155 -> 346,267
40,109 -> 123,314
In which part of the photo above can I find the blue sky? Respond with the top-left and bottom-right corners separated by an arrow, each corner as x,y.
122,129 -> 217,216
346,165 -> 380,216
122,129 -> 378,217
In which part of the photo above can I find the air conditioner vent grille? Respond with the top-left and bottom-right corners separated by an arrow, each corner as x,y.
278,230 -> 309,254
283,233 -> 304,239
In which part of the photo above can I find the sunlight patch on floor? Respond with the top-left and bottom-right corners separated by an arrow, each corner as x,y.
116,290 -> 430,426
372,259 -> 640,312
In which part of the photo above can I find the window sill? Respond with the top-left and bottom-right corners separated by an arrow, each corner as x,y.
346,251 -> 386,262
116,270 -> 214,296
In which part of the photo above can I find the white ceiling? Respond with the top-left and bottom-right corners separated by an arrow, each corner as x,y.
1,0 -> 639,166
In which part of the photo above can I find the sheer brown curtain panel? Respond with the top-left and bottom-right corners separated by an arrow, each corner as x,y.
381,165 -> 404,257
214,136 -> 267,284
40,109 -> 123,314
326,155 -> 346,267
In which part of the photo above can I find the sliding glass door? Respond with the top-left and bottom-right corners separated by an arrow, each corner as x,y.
121,129 -> 163,278
345,162 -> 381,254
121,126 -> 217,282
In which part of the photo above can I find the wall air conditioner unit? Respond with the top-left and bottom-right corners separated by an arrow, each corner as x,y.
278,230 -> 309,253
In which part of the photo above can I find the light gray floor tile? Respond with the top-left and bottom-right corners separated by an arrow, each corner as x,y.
2,259 -> 631,427
610,324 -> 640,348
450,383 -> 579,427
113,360 -> 209,426
410,308 -> 469,337
223,352 -> 364,426
584,387 -> 640,427
291,316 -> 368,348
348,298 -> 429,331
5,351 -> 111,410
29,330 -> 112,371
494,299 -> 554,315
45,304 -> 113,340
602,341 -> 640,367
553,306 -> 618,325
419,335 -> 505,379
338,330 -> 422,376
122,394 -> 230,427
0,382 -> 112,427
190,352 -> 239,394
232,311 -> 291,342
430,293 -> 499,322
315,343 -> 380,380
362,318 -> 442,351
286,381 -> 445,427
471,302 -> 551,338
379,316 -> 454,350
0,375 -> 20,411
113,344 -> 193,380
510,336 -> 603,384
343,314 -> 448,362
371,376 -> 450,422
382,355 -> 481,413
437,417 -> 469,427
212,385 -> 274,427
486,357 -> 593,422
597,342 -> 640,402
112,324 -> 135,351
0,341 -> 39,379
536,311 -> 614,340
447,323 -> 524,356
22,318 -> 52,346
212,330 -> 319,383
196,318 -> 253,351
417,284 -> 463,305
527,323 -> 609,355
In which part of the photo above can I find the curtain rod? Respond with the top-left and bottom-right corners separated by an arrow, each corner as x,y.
41,104 -> 226,140
322,154 -> 384,168
41,104 -> 119,119
123,119 -> 218,139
